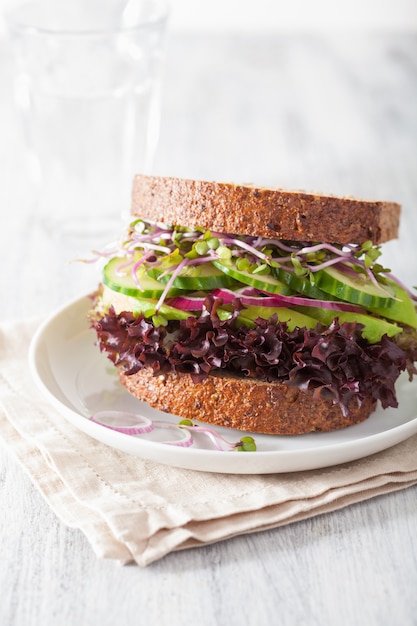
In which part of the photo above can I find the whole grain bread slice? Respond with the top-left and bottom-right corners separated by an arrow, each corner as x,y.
119,368 -> 376,435
131,175 -> 401,245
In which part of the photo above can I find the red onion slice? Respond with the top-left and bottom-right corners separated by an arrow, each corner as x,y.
239,293 -> 364,313
90,411 -> 153,435
166,295 -> 206,310
152,421 -> 194,447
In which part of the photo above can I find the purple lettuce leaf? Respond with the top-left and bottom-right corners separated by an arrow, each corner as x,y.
91,295 -> 415,414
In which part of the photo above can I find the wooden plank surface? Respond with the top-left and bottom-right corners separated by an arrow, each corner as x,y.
0,32 -> 416,626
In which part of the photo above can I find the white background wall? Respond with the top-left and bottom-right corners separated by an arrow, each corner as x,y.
167,0 -> 417,32
0,0 -> 417,34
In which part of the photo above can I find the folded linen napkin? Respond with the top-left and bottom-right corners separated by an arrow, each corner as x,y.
1,318 -> 417,567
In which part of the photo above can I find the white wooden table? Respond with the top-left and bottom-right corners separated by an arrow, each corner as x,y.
1,31 -> 416,626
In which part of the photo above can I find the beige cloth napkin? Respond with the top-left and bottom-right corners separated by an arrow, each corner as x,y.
1,318 -> 417,567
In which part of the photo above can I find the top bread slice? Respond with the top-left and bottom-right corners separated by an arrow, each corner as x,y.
131,175 -> 401,245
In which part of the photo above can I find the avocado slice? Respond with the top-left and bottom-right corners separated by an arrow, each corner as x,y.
295,306 -> 401,343
238,305 -> 319,331
367,279 -> 417,328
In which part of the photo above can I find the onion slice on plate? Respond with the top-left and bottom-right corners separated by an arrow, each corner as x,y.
90,410 -> 154,435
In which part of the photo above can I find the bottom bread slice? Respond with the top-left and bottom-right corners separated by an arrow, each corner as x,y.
119,368 -> 376,435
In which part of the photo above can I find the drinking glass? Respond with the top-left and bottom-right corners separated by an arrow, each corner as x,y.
6,0 -> 169,245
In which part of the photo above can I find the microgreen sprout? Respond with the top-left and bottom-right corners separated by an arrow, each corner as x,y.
90,218 -> 392,286
251,263 -> 269,275
207,236 -> 220,250
236,257 -> 252,271
155,257 -> 190,312
178,420 -> 257,452
216,245 -> 233,262
291,254 -> 309,277
237,436 -> 257,452
89,413 -> 257,452
152,313 -> 168,327
84,217 -> 409,312
194,240 -> 209,256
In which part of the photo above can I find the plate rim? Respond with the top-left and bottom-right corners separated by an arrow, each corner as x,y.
28,294 -> 417,474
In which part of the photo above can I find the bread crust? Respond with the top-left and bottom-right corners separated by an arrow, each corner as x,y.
119,368 -> 376,435
131,175 -> 400,245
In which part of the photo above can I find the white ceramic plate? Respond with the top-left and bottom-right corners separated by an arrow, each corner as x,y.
28,295 -> 417,474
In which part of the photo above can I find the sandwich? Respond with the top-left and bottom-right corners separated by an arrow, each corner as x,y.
88,175 -> 417,435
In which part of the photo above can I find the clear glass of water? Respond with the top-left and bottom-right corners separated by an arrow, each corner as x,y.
6,0 -> 169,246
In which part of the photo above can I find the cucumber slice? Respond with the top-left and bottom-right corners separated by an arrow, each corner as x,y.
314,265 -> 395,308
100,286 -> 233,322
239,306 -> 319,331
213,260 -> 292,295
103,256 -> 182,298
274,267 -> 330,300
149,262 -> 237,290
